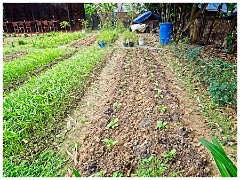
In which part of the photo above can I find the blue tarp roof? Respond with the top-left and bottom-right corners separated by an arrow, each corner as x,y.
133,11 -> 162,23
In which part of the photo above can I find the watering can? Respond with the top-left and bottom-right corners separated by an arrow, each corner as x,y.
98,41 -> 105,48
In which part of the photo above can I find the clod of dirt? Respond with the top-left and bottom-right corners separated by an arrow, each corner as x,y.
141,119 -> 151,128
88,161 -> 98,174
104,108 -> 114,116
179,126 -> 188,137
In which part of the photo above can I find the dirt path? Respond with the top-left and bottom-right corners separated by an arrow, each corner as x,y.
62,47 -> 219,177
68,33 -> 99,48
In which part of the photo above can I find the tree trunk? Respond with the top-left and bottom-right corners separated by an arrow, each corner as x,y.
205,4 -> 222,45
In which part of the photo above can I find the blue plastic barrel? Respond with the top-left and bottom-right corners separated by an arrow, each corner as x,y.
159,23 -> 173,45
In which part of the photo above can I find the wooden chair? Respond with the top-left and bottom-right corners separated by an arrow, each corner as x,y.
36,20 -> 43,32
42,20 -> 49,32
3,22 -> 9,33
25,21 -> 32,32
18,21 -> 25,33
48,21 -> 56,31
12,22 -> 20,33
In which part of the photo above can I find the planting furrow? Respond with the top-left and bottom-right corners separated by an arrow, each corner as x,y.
68,33 -> 99,47
3,47 -> 109,177
3,48 -> 78,94
3,48 -> 75,93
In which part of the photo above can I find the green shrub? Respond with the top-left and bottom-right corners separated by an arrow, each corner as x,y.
97,30 -> 118,44
122,30 -> 137,43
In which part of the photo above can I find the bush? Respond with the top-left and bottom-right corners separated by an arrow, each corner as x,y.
97,30 -> 118,44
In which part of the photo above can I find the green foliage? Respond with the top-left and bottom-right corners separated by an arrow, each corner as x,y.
226,32 -> 237,53
3,48 -> 73,87
36,32 -> 40,36
18,39 -> 27,45
157,121 -> 168,129
107,118 -> 118,129
24,33 -> 28,38
80,19 -> 89,30
154,88 -> 164,98
101,138 -> 118,149
98,19 -> 114,31
112,171 -> 123,177
113,102 -> 122,110
97,30 -> 118,44
122,30 -> 137,43
186,47 -> 236,107
84,3 -> 96,15
115,20 -> 125,33
11,42 -> 15,48
60,21 -> 70,31
3,149 -> 67,177
3,48 -> 107,176
13,33 -> 17,37
199,137 -> 237,177
73,169 -> 81,177
157,105 -> 167,112
135,149 -> 178,177
95,170 -> 107,177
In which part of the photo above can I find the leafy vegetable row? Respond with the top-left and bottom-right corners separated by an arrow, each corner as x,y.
3,48 -> 75,87
3,47 -> 108,176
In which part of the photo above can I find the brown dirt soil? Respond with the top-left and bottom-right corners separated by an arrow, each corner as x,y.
68,33 -> 99,48
3,51 -> 29,62
62,47 -> 220,177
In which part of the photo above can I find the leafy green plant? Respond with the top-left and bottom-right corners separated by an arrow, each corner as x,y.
11,42 -> 15,48
122,30 -> 137,43
157,121 -> 168,129
60,21 -> 70,32
95,170 -> 107,177
157,105 -> 167,112
3,32 -> 6,38
135,149 -> 178,177
112,171 -> 123,177
73,169 -> 81,177
113,102 -> 122,110
97,30 -> 118,44
36,32 -> 40,36
80,19 -> 88,30
199,137 -> 237,177
101,138 -> 118,149
107,118 -> 119,129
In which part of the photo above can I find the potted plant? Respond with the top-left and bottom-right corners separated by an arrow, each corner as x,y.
122,30 -> 137,47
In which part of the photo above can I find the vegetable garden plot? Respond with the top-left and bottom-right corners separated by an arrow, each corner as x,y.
3,47 -> 109,177
64,48 -> 217,177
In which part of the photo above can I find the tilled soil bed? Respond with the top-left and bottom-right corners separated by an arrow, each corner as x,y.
68,33 -> 99,48
63,47 -> 217,177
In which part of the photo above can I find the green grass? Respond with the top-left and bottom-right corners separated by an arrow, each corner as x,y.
3,48 -> 74,87
3,149 -> 68,177
3,47 -> 108,177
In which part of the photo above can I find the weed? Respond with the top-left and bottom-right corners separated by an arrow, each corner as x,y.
135,149 -> 178,177
157,121 -> 168,129
18,39 -> 27,45
36,32 -> 40,36
101,138 -> 118,150
163,149 -> 176,161
113,102 -> 122,110
11,42 -> 15,48
107,118 -> 119,129
13,33 -> 17,37
3,32 -> 6,38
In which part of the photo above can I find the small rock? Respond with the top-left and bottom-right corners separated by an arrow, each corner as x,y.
179,126 -> 187,137
135,94 -> 142,101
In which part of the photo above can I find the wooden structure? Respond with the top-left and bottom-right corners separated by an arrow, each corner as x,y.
3,3 -> 85,33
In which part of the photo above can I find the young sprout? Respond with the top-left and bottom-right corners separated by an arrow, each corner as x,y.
157,120 -> 168,129
101,138 -> 118,149
157,105 -> 167,112
113,102 -> 122,110
154,89 -> 164,98
107,118 -> 118,129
